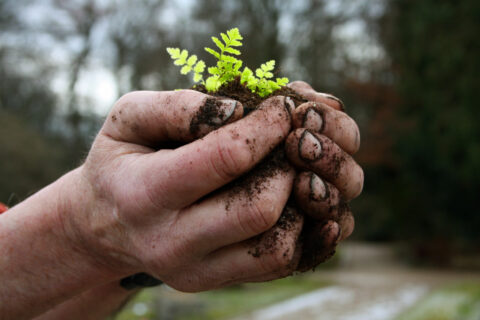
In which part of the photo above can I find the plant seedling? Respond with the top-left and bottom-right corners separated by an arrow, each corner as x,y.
167,28 -> 289,97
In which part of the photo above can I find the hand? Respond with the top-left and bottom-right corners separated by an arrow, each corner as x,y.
64,90 -> 303,292
286,81 -> 363,271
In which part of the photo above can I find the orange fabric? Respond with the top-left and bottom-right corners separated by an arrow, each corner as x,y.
0,202 -> 8,214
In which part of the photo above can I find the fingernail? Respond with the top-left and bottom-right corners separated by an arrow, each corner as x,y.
335,225 -> 343,245
325,94 -> 346,112
310,173 -> 328,201
284,97 -> 295,116
303,106 -> 324,132
299,130 -> 322,161
212,99 -> 238,125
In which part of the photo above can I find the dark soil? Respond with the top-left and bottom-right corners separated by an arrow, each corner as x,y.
189,98 -> 228,136
193,77 -> 307,114
192,78 -> 336,272
296,216 -> 337,272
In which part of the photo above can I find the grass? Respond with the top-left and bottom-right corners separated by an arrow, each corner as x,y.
396,283 -> 480,320
115,273 -> 330,320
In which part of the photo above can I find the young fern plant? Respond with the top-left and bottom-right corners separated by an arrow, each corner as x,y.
167,28 -> 288,97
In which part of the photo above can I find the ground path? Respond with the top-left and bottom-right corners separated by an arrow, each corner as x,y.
233,243 -> 480,320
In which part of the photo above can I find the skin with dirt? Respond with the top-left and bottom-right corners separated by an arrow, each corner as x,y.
192,78 -> 340,272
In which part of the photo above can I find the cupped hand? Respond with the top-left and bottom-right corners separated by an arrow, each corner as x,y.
65,90 -> 304,292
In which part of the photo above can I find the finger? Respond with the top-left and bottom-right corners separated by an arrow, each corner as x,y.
142,96 -> 293,209
294,171 -> 342,220
288,81 -> 345,112
292,101 -> 360,154
294,172 -> 355,240
189,207 -> 303,291
103,90 -> 244,146
285,129 -> 364,200
296,220 -> 341,272
176,154 -> 295,255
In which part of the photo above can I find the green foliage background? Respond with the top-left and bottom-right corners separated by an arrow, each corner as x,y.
371,0 -> 480,252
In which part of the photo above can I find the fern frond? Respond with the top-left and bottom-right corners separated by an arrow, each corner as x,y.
224,47 -> 241,55
167,28 -> 288,96
187,55 -> 197,66
181,65 -> 191,74
194,60 -> 205,74
166,47 -> 181,59
212,37 -> 225,51
205,47 -> 220,59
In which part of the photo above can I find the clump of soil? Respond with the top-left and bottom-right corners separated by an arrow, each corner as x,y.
189,98 -> 228,136
193,77 -> 307,114
192,78 -> 334,272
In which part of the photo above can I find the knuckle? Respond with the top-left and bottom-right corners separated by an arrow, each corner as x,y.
288,80 -> 311,91
241,197 -> 279,235
211,140 -> 251,181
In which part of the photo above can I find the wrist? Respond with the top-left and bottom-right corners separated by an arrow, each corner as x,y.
0,168 -> 122,318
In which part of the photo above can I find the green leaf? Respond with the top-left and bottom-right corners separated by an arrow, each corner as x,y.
234,60 -> 243,72
268,80 -> 280,91
205,47 -> 220,59
222,55 -> 238,63
206,76 -> 221,91
193,73 -> 203,82
264,71 -> 273,79
166,47 -> 181,59
227,28 -> 243,41
212,37 -> 225,51
187,55 -> 197,66
179,49 -> 188,62
224,47 -> 241,55
220,32 -> 230,46
276,77 -> 289,86
174,59 -> 185,66
241,67 -> 253,84
208,66 -> 220,75
193,60 -> 205,73
256,68 -> 264,78
264,60 -> 275,71
181,65 -> 191,74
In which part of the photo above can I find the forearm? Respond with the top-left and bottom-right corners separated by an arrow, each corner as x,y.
0,168 -> 121,320
34,282 -> 137,320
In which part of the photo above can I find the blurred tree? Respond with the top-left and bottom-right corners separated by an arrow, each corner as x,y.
0,0 -> 99,202
378,0 -> 480,257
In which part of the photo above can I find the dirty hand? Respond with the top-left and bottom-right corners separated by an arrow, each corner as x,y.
65,90 -> 304,292
286,81 -> 363,271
